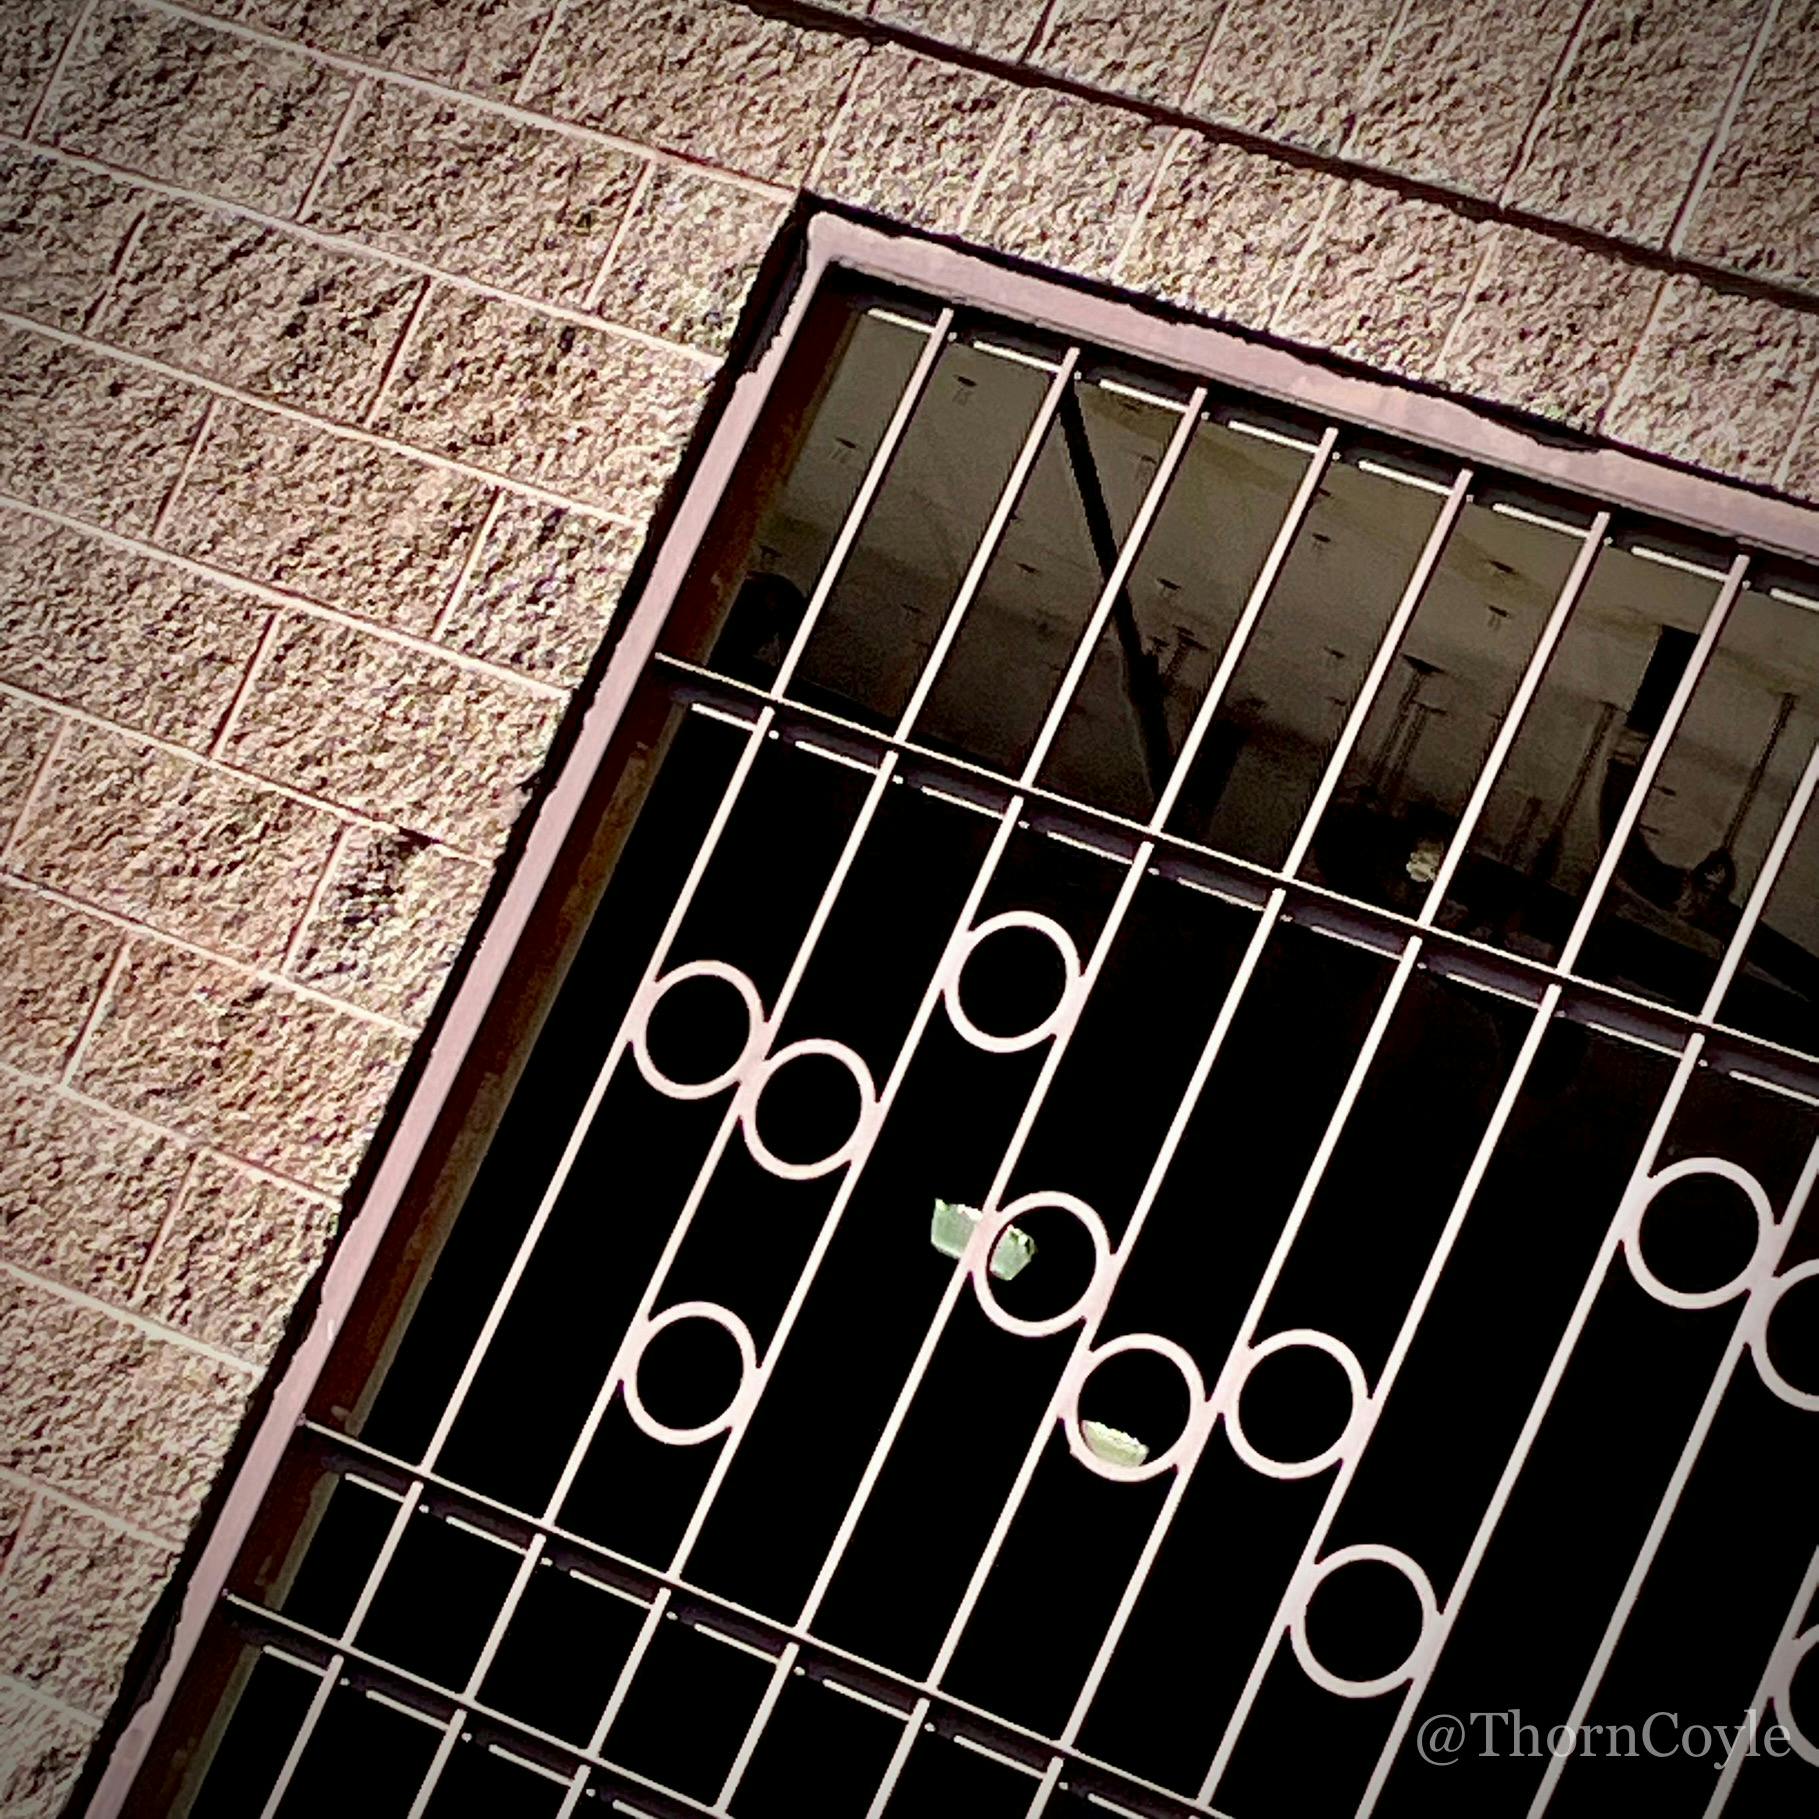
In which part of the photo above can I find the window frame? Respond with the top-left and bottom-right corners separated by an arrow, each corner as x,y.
81,205 -> 1819,1817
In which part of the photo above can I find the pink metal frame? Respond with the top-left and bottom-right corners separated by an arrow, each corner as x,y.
84,210 -> 1819,1819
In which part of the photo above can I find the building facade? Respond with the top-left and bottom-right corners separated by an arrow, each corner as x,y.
2,0 -> 1819,1812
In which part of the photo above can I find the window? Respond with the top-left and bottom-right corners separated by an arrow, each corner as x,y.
93,216 -> 1819,1819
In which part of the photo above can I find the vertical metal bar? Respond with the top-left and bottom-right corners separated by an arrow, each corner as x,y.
1418,510 -> 1612,922
255,1651 -> 342,1819
894,350 -> 1083,740
1151,426 -> 1339,830
1526,1126 -> 1819,1818
1283,467 -> 1473,877
1019,386 -> 1208,780
866,1699 -> 931,1819
1703,1542 -> 1819,1816
257,313 -> 964,1805
771,309 -> 956,697
1348,1029 -> 1709,1817
1555,553 -> 1752,973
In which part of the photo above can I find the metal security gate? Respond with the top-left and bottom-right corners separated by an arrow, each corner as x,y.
90,214 -> 1819,1819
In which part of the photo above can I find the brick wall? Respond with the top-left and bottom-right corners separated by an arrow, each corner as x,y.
1,0 -> 1815,1808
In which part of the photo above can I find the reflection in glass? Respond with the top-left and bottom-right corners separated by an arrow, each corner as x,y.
910,372 -> 1183,774
1036,414 -> 1318,819
1726,776 -> 1819,1055
1160,457 -> 1450,868
786,331 -> 1057,729
1304,498 -> 1583,914
1580,583 -> 1819,1012
1436,543 -> 1722,961
682,291 -> 935,685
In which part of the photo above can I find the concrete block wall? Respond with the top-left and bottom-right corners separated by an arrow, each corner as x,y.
0,0 -> 1815,1808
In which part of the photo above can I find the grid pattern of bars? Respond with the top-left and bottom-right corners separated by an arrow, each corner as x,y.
129,267 -> 1819,1819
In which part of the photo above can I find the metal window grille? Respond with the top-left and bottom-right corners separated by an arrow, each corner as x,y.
90,214 -> 1819,1819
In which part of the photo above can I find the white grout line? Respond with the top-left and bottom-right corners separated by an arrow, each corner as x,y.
580,160 -> 656,315
293,72 -> 368,224
278,821 -> 353,976
125,1147 -> 205,1308
0,868 -> 420,1036
205,608 -> 285,761
0,1467 -> 177,1550
0,714 -> 69,867
146,394 -> 220,544
20,0 -> 98,140
1668,0 -> 1781,256
0,1672 -> 105,1731
0,306 -> 644,527
0,489 -> 569,700
360,276 -> 435,429
0,1258 -> 261,1374
0,1055 -> 343,1205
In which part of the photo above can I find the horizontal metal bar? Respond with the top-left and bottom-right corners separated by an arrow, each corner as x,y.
281,1425 -> 1221,1819
655,658 -> 1819,1092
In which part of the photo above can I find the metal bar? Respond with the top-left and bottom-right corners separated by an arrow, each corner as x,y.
771,308 -> 955,697
1283,466 -> 1473,876
894,349 -> 1082,739
1556,554 -> 1752,972
1526,1124 -> 1819,1817
1022,387 -> 1209,781
1151,427 -> 1339,830
1418,510 -> 1612,922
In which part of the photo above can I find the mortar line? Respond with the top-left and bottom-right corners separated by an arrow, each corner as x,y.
293,72 -> 369,223
55,934 -> 131,1089
21,0 -> 98,139
146,394 -> 220,543
278,821 -> 353,975
0,869 -> 419,1036
0,1058 -> 343,1205
0,714 -> 70,865
1669,0 -> 1780,255
428,489 -> 508,642
580,162 -> 657,314
1496,0 -> 1600,207
360,276 -> 433,428
0,490 -> 567,699
512,0 -> 570,107
0,306 -> 644,526
0,1470 -> 180,1551
125,1147 -> 207,1308
0,1258 -> 261,1374
79,206 -> 148,334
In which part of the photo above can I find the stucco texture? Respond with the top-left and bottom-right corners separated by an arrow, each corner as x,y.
0,0 -> 1816,1805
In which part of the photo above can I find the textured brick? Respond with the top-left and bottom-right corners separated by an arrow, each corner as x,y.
1685,5 -> 1819,288
441,499 -> 638,684
1345,0 -> 1583,196
0,1479 -> 30,1567
42,0 -> 353,216
0,1081 -> 186,1297
1437,229 -> 1665,427
102,203 -> 423,417
242,0 -> 554,97
0,890 -> 117,1078
74,941 -> 411,1188
0,1500 -> 175,1709
970,92 -> 1174,279
376,286 -> 712,516
528,0 -> 860,186
1191,0 -> 1404,152
308,81 -> 641,303
818,46 -> 1013,236
1027,0 -> 1216,106
222,614 -> 564,849
591,169 -> 784,353
161,403 -> 492,632
139,1153 -> 333,1364
1781,413 -> 1819,503
0,329 -> 207,534
1120,136 -> 1340,329
1505,0 -> 1765,243
0,1276 -> 248,1533
0,0 -> 81,134
872,0 -> 1045,55
0,510 -> 266,744
1603,277 -> 1819,484
0,147 -> 143,330
0,1682 -> 96,1819
0,697 -> 57,841
1273,187 -> 1484,375
289,826 -> 491,1021
10,723 -> 343,964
